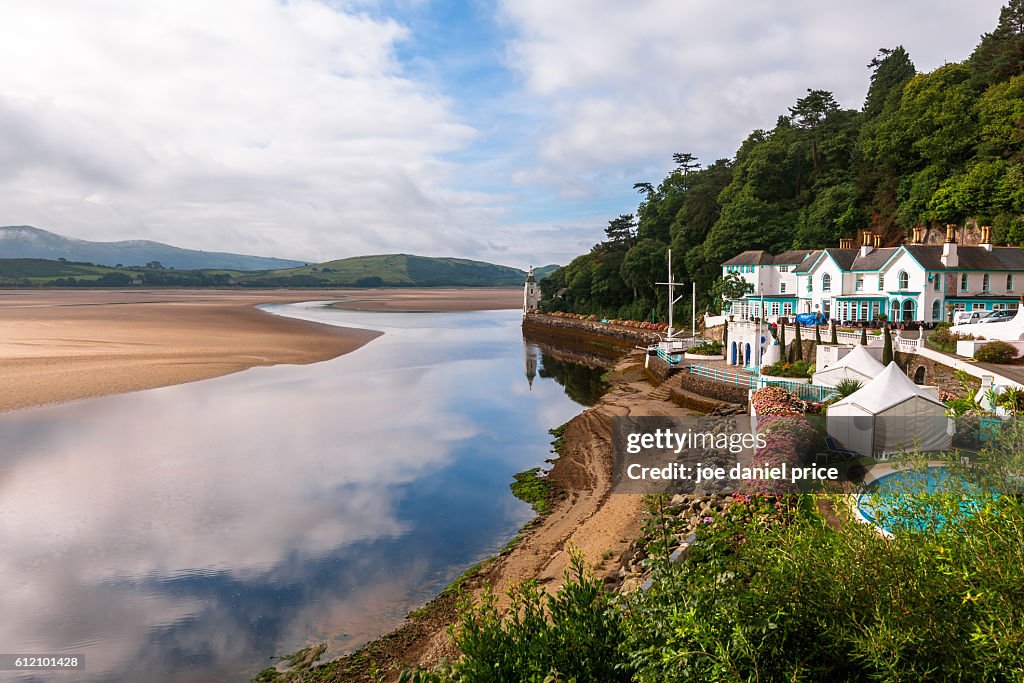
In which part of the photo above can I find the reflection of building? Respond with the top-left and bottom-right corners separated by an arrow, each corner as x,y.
721,226 -> 1024,324
524,343 -> 538,390
523,266 -> 541,313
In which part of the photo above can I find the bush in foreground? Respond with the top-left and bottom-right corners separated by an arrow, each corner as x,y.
975,340 -> 1019,364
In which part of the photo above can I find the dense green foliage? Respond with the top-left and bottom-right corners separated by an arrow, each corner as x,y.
976,339 -> 1021,363
543,4 -> 1024,319
509,468 -> 551,514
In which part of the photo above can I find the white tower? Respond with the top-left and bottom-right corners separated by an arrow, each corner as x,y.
523,266 -> 541,313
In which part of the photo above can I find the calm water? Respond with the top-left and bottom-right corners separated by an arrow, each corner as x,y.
0,303 -> 606,682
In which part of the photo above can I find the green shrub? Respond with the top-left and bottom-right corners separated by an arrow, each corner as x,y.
449,552 -> 632,683
927,326 -> 977,353
688,340 -> 723,355
760,359 -> 812,378
975,340 -> 1019,364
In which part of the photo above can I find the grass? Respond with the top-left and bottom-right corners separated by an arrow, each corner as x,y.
510,468 -> 551,514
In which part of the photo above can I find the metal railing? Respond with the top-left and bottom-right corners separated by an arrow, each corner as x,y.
687,364 -> 838,403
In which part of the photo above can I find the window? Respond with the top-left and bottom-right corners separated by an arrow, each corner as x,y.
822,273 -> 831,292
973,303 -> 986,311
861,302 -> 869,320
879,274 -> 885,291
872,302 -> 880,319
898,270 -> 909,289
933,273 -> 940,291
932,300 -> 941,320
961,273 -> 968,292
807,277 -> 812,293
779,265 -> 789,272
1008,274 -> 1014,291
780,282 -> 787,294
783,302 -> 792,315
855,274 -> 864,292
771,302 -> 779,316
983,273 -> 991,292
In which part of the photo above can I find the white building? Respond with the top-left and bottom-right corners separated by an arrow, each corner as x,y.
523,266 -> 540,313
723,226 -> 1024,324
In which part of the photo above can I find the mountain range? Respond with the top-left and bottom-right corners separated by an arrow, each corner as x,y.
0,225 -> 306,271
0,226 -> 559,287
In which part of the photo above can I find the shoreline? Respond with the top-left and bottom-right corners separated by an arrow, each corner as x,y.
0,288 -> 521,414
298,347 -> 694,682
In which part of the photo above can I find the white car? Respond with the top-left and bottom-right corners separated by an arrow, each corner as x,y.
952,310 -> 988,326
979,309 -> 1015,323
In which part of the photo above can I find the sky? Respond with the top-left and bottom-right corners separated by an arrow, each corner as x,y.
0,0 -> 1009,268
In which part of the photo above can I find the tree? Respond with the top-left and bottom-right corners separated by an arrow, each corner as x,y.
970,0 -> 1024,89
861,327 -> 868,345
672,152 -> 701,175
604,214 -> 637,249
793,321 -> 804,361
778,323 -> 787,358
620,239 -> 667,302
708,272 -> 753,314
863,47 -> 916,119
883,324 -> 894,365
830,322 -> 839,345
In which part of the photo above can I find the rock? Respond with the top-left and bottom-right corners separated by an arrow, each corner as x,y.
620,577 -> 641,594
670,543 -> 691,564
640,577 -> 654,592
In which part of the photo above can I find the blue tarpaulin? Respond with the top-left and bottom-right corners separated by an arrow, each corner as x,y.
794,312 -> 829,326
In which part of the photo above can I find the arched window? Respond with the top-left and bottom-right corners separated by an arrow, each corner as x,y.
903,299 -> 915,321
983,273 -> 990,292
932,300 -> 941,320
822,273 -> 831,292
898,270 -> 909,289
890,300 -> 900,321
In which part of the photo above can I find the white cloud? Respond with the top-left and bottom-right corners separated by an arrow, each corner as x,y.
0,0 -> 496,262
500,0 -> 1006,182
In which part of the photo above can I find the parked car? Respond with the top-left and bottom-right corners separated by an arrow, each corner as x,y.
978,309 -> 1016,323
953,310 -> 988,325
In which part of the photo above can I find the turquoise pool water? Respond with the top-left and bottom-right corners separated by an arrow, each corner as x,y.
857,467 -> 982,534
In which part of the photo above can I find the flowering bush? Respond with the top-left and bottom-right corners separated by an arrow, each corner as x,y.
756,414 -> 820,451
750,386 -> 804,416
975,340 -> 1019,364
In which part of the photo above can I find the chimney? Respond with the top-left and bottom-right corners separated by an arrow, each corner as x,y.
980,225 -> 992,251
838,238 -> 852,249
860,230 -> 874,257
874,233 -> 882,248
941,223 -> 959,268
910,226 -> 922,244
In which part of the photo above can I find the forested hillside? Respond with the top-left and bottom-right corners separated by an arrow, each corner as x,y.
541,2 -> 1024,322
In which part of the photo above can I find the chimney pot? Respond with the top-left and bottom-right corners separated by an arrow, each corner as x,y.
875,233 -> 882,248
945,224 -> 957,243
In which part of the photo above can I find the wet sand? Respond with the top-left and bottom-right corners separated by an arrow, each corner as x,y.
0,288 -> 520,413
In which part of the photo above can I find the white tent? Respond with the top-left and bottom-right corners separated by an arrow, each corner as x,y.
812,344 -> 885,388
826,362 -> 950,457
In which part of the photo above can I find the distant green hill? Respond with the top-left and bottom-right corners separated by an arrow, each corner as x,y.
235,254 -> 531,287
0,254 -> 560,288
0,225 -> 305,270
534,264 -> 560,281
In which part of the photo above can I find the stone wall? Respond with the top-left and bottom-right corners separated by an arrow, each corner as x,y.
522,313 -> 657,351
896,352 -> 980,397
674,371 -> 750,406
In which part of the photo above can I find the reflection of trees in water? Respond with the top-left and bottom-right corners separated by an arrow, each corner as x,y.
537,352 -> 610,406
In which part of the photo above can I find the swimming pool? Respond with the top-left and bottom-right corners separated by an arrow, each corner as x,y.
856,467 -> 982,534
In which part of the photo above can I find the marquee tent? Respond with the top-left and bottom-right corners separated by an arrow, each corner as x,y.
826,362 -> 950,457
812,344 -> 885,388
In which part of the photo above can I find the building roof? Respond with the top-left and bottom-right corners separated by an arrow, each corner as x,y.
820,247 -> 899,272
793,251 -> 823,273
904,245 -> 1024,271
722,250 -> 773,266
773,249 -> 815,265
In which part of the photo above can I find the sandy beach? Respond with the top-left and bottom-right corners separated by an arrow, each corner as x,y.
0,288 -> 520,413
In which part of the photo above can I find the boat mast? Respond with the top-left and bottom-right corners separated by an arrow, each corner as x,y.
656,249 -> 685,339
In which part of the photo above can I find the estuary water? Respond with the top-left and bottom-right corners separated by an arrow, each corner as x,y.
0,303 -> 606,682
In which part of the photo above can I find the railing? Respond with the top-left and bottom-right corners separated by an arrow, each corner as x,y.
688,364 -> 759,389
758,378 -> 838,403
657,348 -> 681,365
687,364 -> 838,403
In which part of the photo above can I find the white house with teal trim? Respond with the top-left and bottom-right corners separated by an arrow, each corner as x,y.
722,227 -> 1024,324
